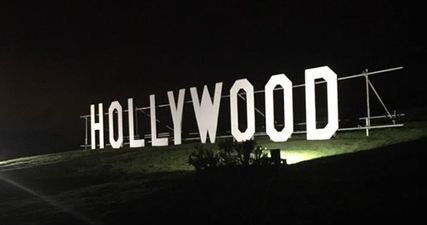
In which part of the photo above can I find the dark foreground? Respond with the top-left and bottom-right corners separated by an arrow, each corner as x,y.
1,139 -> 426,225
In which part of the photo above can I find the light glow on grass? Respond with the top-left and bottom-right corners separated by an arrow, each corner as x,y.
266,149 -> 325,164
258,124 -> 427,165
281,150 -> 325,164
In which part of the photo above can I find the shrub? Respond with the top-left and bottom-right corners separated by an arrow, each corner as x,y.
188,144 -> 220,171
189,140 -> 275,171
217,140 -> 238,166
233,140 -> 256,166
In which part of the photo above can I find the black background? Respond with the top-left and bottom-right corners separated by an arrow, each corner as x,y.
0,0 -> 425,158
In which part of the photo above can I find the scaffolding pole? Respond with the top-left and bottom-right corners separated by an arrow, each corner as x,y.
365,69 -> 371,136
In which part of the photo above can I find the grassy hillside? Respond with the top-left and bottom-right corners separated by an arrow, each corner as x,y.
1,121 -> 426,172
1,122 -> 426,225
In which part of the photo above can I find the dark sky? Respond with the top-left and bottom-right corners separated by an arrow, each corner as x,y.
0,0 -> 425,158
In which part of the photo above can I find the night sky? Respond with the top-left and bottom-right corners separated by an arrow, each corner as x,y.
0,1 -> 425,158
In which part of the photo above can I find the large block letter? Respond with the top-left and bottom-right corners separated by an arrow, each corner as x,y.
91,103 -> 104,149
190,82 -> 223,143
168,89 -> 185,145
265,74 -> 294,142
108,101 -> 123,149
128,98 -> 145,148
230,79 -> 255,142
150,95 -> 168,146
305,66 -> 339,140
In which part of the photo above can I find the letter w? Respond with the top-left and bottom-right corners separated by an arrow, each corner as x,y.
190,82 -> 223,143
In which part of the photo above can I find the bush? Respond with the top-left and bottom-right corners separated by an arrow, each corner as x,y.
188,140 -> 276,171
188,144 -> 220,170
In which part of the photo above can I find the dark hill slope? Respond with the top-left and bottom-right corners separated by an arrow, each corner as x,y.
1,138 -> 426,225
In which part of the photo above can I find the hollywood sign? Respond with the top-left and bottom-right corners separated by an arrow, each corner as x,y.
89,66 -> 338,149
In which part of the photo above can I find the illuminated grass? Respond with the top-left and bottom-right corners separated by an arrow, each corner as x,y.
259,122 -> 427,164
1,122 -> 426,173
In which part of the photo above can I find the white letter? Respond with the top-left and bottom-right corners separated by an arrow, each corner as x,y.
230,79 -> 255,142
190,82 -> 223,143
168,89 -> 185,145
150,95 -> 168,146
305,66 -> 339,140
265,74 -> 294,142
90,103 -> 104,149
128,98 -> 145,148
108,101 -> 123,149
